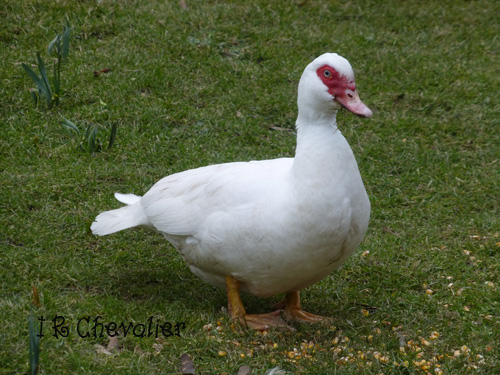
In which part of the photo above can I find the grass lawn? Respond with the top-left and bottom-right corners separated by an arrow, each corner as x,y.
1,0 -> 499,373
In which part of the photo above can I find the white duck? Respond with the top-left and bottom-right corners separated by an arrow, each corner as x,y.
91,53 -> 372,330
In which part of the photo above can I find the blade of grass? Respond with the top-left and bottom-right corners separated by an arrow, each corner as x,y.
35,53 -> 52,108
28,311 -> 40,375
108,123 -> 117,149
53,61 -> 60,105
85,124 -> 98,154
47,34 -> 61,55
29,88 -> 40,106
62,22 -> 71,59
21,63 -> 49,101
60,117 -> 80,136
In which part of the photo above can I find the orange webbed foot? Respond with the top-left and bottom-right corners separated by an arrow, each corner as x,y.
281,291 -> 332,324
226,276 -> 292,331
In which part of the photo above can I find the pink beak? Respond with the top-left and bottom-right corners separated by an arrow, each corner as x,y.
335,89 -> 373,118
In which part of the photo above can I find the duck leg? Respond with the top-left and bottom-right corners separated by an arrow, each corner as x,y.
225,275 -> 291,330
281,291 -> 330,324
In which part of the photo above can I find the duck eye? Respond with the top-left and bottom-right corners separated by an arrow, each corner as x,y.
323,70 -> 331,78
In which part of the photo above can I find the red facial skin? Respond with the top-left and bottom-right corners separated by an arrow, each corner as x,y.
316,64 -> 373,118
316,65 -> 356,97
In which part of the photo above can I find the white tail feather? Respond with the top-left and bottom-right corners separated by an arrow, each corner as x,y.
91,194 -> 149,236
114,193 -> 141,205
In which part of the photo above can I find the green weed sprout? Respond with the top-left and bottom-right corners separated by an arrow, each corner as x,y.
28,311 -> 40,375
61,117 -> 117,155
22,21 -> 71,109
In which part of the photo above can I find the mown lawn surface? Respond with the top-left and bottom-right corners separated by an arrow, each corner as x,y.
1,0 -> 499,374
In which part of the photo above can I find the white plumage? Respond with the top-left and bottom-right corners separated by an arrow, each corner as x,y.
91,53 -> 372,329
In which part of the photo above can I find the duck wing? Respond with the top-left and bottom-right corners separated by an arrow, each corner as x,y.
141,158 -> 292,237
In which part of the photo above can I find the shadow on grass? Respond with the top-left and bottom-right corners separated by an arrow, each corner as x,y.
112,267 -> 282,313
114,268 -> 219,306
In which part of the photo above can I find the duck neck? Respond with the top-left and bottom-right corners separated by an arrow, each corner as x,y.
291,111 -> 346,185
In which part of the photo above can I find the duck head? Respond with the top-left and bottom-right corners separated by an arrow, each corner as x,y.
297,53 -> 372,121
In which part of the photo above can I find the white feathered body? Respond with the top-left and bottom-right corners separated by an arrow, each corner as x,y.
92,125 -> 370,298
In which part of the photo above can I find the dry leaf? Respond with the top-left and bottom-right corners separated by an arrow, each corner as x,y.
268,126 -> 294,133
180,353 -> 195,374
133,345 -> 144,356
32,285 -> 41,307
265,368 -> 288,375
94,344 -> 113,356
153,342 -> 163,354
382,227 -> 399,236
93,68 -> 111,77
107,336 -> 119,352
179,0 -> 188,10
238,365 -> 251,375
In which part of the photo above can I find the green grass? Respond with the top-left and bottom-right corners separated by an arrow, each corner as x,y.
1,0 -> 499,373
